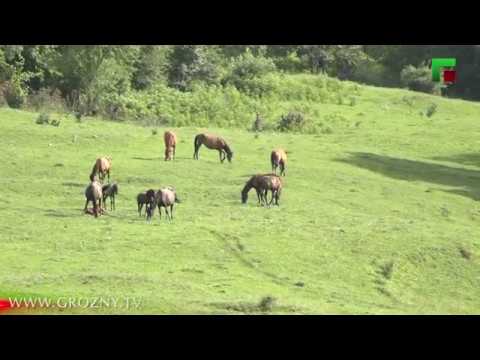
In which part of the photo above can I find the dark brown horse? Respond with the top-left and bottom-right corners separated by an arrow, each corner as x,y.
137,192 -> 147,216
90,157 -> 112,182
271,149 -> 287,176
241,174 -> 282,206
84,175 -> 103,217
145,189 -> 157,221
102,183 -> 118,211
193,133 -> 233,163
164,131 -> 177,161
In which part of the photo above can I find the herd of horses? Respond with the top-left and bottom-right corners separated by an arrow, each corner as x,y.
83,132 -> 287,219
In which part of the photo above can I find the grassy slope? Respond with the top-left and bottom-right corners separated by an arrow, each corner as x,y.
1,79 -> 480,314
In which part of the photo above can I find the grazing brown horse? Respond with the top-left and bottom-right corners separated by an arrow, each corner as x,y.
90,157 -> 112,182
164,131 -> 177,161
84,175 -> 103,217
193,133 -> 233,163
271,149 -> 287,176
241,174 -> 282,206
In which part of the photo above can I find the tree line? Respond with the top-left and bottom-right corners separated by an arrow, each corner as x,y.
1,45 -> 479,118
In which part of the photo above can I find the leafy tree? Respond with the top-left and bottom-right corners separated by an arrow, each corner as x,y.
132,45 -> 170,90
167,45 -> 222,91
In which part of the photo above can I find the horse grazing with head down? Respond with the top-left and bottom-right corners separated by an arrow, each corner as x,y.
84,175 -> 103,217
271,149 -> 287,176
90,156 -> 112,183
193,133 -> 233,163
164,131 -> 177,161
241,174 -> 283,206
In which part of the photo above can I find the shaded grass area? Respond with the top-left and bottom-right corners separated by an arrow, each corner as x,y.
335,152 -> 480,201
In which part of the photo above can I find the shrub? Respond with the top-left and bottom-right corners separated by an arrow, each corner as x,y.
222,49 -> 276,96
426,103 -> 438,118
50,119 -> 61,127
36,112 -> 50,125
401,65 -> 439,94
35,112 -> 60,127
252,113 -> 265,132
380,261 -> 394,280
277,112 -> 316,133
27,87 -> 66,112
3,79 -> 27,108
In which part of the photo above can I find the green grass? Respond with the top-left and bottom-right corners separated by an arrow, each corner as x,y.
1,78 -> 480,314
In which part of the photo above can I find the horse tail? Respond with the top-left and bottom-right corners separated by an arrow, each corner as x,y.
193,134 -> 202,159
194,134 -> 201,148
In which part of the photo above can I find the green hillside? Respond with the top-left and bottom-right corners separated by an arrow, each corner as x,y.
1,75 -> 480,314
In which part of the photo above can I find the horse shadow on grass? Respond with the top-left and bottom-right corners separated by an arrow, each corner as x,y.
62,182 -> 86,188
44,209 -> 79,218
132,157 -> 163,161
334,152 -> 480,202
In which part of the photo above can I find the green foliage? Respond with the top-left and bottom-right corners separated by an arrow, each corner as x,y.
222,49 -> 277,96
35,112 -> 50,124
27,87 -> 65,113
3,44 -> 480,119
277,112 -> 315,133
426,103 -> 438,118
35,112 -> 60,127
132,46 -> 170,90
167,45 -> 222,91
401,65 -> 439,94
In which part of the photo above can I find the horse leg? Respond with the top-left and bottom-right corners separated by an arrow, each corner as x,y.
170,205 -> 174,220
173,145 -> 176,160
138,203 -> 143,216
193,143 -> 200,160
219,150 -> 224,163
84,199 -> 89,213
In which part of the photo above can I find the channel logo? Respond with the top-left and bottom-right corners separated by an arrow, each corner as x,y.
431,58 -> 457,86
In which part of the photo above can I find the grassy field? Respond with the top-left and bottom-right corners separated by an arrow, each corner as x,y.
1,81 -> 480,314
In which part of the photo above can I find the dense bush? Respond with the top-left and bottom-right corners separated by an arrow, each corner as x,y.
401,65 -> 439,94
426,103 -> 438,118
27,87 -> 65,112
222,50 -> 276,96
277,112 -> 316,133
